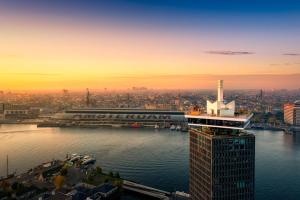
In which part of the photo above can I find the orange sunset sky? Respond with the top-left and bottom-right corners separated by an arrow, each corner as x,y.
0,1 -> 300,91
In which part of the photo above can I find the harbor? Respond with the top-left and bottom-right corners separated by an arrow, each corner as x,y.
0,153 -> 188,200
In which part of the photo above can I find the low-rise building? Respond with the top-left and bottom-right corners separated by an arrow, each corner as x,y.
284,101 -> 300,126
0,103 -> 29,120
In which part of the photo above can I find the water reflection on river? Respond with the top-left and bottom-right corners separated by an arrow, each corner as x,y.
0,124 -> 300,200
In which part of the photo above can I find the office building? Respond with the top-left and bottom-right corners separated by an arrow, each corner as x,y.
186,80 -> 255,200
284,101 -> 300,126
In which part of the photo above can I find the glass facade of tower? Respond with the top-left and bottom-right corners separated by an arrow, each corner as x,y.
190,127 -> 255,200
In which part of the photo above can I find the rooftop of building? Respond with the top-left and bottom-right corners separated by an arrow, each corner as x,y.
65,108 -> 184,115
190,127 -> 255,138
93,183 -> 117,194
284,101 -> 300,107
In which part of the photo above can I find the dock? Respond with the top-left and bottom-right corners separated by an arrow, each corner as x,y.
123,180 -> 171,199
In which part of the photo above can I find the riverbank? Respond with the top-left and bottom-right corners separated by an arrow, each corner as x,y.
0,156 -> 187,200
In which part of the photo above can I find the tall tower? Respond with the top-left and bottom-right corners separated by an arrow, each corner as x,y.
86,88 -> 90,107
217,80 -> 224,102
186,80 -> 255,200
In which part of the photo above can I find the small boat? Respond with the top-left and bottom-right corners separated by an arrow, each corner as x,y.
70,155 -> 82,162
170,125 -> 176,131
176,125 -> 182,131
112,124 -> 122,128
71,153 -> 78,157
181,126 -> 188,132
82,155 -> 90,160
82,157 -> 96,165
131,122 -> 142,128
154,124 -> 159,129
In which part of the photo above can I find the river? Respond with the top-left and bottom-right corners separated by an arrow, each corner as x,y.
1,124 -> 300,199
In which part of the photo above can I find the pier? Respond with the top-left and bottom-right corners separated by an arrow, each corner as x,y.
123,180 -> 171,199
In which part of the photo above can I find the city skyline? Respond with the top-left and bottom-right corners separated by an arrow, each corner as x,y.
1,0 -> 300,90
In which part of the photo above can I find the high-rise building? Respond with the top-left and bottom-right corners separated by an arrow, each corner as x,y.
284,101 -> 300,126
186,80 -> 255,200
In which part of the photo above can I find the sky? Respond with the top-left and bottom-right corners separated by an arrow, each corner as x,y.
0,0 -> 300,90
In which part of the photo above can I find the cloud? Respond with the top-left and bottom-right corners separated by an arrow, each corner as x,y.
205,50 -> 254,55
282,53 -> 300,56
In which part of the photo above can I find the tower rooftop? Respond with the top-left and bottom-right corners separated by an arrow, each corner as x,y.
186,80 -> 252,130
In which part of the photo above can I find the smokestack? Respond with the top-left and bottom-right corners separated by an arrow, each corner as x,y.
218,80 -> 224,102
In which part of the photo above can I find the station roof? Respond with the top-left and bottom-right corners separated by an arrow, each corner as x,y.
65,108 -> 184,115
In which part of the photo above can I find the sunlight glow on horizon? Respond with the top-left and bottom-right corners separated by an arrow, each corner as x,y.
0,6 -> 300,90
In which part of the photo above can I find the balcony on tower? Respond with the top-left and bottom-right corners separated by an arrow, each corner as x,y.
185,80 -> 252,132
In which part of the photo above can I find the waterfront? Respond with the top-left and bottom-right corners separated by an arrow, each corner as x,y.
1,125 -> 300,199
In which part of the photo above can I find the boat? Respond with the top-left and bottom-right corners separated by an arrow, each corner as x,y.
154,124 -> 159,129
82,155 -> 90,160
176,125 -> 182,131
112,124 -> 122,128
82,157 -> 96,165
70,153 -> 78,157
181,126 -> 188,132
70,155 -> 82,162
170,125 -> 176,131
131,122 -> 142,128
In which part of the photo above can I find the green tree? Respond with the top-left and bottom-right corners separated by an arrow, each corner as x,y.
60,168 -> 68,176
54,175 -> 65,190
95,166 -> 102,174
114,172 -> 120,179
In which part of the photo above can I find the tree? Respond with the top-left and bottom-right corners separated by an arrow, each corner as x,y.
87,174 -> 94,182
114,172 -> 120,179
0,180 -> 10,190
95,166 -> 102,174
54,175 -> 65,190
11,182 -> 19,190
60,168 -> 68,176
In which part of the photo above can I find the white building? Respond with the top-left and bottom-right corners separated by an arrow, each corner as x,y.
207,80 -> 235,117
186,80 -> 252,130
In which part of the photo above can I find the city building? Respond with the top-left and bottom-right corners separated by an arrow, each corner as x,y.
185,80 -> 255,200
40,108 -> 186,128
284,101 -> 300,126
0,103 -> 30,120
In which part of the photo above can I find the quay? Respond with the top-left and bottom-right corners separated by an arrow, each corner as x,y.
123,180 -> 170,199
0,155 -> 189,200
